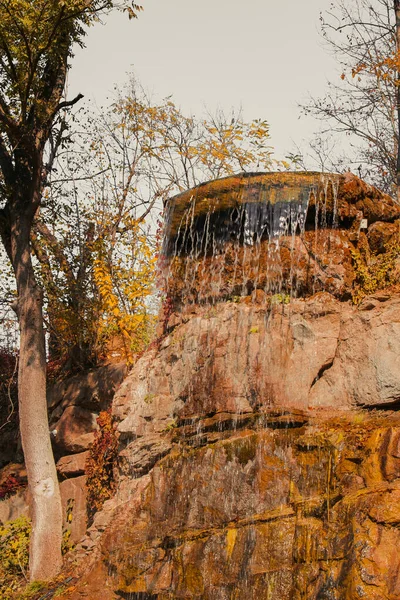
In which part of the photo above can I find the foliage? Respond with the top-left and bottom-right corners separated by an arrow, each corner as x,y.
92,221 -> 157,360
0,516 -> 31,598
101,77 -> 277,196
32,74 -> 279,369
86,409 -> 119,523
61,497 -> 75,556
0,0 -> 144,581
270,293 -> 291,306
33,212 -> 157,372
0,474 -> 25,500
351,235 -> 400,303
303,0 -> 397,194
0,0 -> 141,202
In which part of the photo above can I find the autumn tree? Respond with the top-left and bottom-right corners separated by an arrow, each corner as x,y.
304,0 -> 400,196
32,77 -> 276,367
0,0 -> 142,581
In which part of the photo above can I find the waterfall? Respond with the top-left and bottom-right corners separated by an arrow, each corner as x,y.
160,172 -> 342,307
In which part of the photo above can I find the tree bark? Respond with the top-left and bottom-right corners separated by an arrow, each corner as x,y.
394,1 -> 400,202
8,208 -> 63,580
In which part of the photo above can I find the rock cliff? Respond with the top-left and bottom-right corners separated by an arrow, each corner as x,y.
59,173 -> 400,600
62,295 -> 400,600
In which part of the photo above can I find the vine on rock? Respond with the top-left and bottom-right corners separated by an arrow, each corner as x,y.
86,409 -> 119,524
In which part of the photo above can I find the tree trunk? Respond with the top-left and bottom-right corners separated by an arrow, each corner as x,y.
12,216 -> 63,580
394,1 -> 400,202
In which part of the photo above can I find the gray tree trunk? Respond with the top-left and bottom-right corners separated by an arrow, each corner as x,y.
10,211 -> 63,580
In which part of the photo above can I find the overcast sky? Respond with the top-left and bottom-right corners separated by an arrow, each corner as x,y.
68,0 -> 339,161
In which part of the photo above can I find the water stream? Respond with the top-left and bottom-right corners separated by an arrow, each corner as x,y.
161,172 -> 340,306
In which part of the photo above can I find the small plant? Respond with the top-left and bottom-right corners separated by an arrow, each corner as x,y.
162,419 -> 178,432
0,516 -> 31,598
0,474 -> 25,500
351,237 -> 400,304
61,498 -> 74,555
18,580 -> 48,599
143,393 -> 155,405
86,409 -> 119,524
270,293 -> 290,305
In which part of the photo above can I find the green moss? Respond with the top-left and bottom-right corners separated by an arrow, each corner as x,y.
144,393 -> 155,404
18,581 -> 48,599
166,172 -> 333,236
162,419 -> 178,432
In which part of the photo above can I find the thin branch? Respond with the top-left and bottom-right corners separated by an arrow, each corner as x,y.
53,93 -> 84,117
49,166 -> 110,184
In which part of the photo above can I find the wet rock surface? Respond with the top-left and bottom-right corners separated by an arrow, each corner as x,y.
116,295 -> 400,416
4,172 -> 400,598
162,172 -> 400,305
64,294 -> 400,600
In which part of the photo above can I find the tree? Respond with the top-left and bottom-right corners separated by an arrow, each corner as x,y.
395,0 -> 400,198
30,76 -> 276,370
0,0 -> 141,581
304,0 -> 400,196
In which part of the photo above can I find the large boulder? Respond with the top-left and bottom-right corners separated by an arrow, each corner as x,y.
48,362 -> 127,457
40,173 -> 400,598
162,172 -> 400,305
114,294 -> 400,427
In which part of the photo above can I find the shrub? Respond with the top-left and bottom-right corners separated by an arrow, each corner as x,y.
351,236 -> 400,304
0,516 -> 31,598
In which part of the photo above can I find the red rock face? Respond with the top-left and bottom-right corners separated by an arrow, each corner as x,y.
61,294 -> 400,600
59,173 -> 400,599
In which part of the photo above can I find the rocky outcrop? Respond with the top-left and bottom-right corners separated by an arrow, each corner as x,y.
114,294 -> 400,421
78,413 -> 400,600
3,172 -> 399,598
162,172 -> 400,305
49,362 -> 127,457
55,172 -> 400,599
64,292 -> 400,599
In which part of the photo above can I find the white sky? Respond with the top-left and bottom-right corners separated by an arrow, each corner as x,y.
68,0 -> 339,161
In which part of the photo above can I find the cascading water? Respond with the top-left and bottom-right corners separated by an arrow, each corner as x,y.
160,172 -> 342,308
